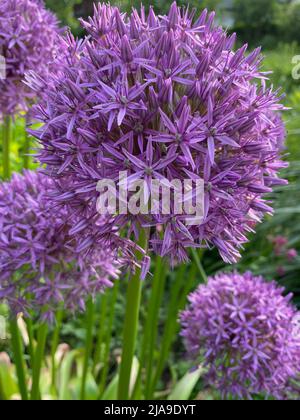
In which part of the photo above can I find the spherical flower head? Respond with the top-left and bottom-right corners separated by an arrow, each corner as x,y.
0,0 -> 62,116
29,2 -> 287,266
0,170 -> 120,322
287,248 -> 298,261
180,271 -> 300,400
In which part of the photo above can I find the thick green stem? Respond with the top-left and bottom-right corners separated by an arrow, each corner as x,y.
191,249 -> 207,283
80,298 -> 95,400
25,318 -> 35,369
23,131 -> 30,170
133,259 -> 166,399
31,323 -> 48,400
2,116 -> 11,179
93,293 -> 108,373
9,318 -> 28,401
117,229 -> 149,400
98,280 -> 120,397
144,257 -> 166,399
51,309 -> 64,391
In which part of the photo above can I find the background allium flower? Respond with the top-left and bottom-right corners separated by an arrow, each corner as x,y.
0,0 -> 62,116
29,2 -> 287,265
0,170 -> 120,322
287,248 -> 298,261
180,271 -> 300,400
271,235 -> 289,256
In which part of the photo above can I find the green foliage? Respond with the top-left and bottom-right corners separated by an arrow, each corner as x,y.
262,44 -> 300,93
236,161 -> 300,307
45,0 -> 82,32
167,367 -> 204,400
44,0 -> 300,48
232,0 -> 278,47
276,1 -> 300,45
286,89 -> 300,159
232,0 -> 300,48
45,0 -> 225,35
0,116 -> 37,180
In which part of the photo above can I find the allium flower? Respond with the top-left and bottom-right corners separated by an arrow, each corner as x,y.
271,235 -> 288,256
287,248 -> 298,261
180,272 -> 300,400
29,2 -> 287,265
0,0 -> 62,116
0,170 -> 121,322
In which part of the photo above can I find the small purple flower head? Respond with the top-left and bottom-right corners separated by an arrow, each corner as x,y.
271,235 -> 289,256
0,170 -> 120,322
0,0 -> 62,116
180,272 -> 300,400
287,248 -> 298,262
29,2 -> 287,266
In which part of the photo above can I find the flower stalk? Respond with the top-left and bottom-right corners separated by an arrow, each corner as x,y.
93,293 -> 108,374
23,120 -> 30,169
98,280 -> 120,397
80,298 -> 95,400
150,263 -> 198,397
30,323 -> 48,400
9,317 -> 28,401
118,228 -> 149,400
144,257 -> 167,399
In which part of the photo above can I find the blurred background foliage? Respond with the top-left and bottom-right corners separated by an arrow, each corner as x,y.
1,0 -> 300,400
45,0 -> 300,47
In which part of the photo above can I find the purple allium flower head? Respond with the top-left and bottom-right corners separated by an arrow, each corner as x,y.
271,235 -> 289,256
0,0 -> 62,116
287,248 -> 298,262
29,2 -> 287,266
0,170 -> 121,322
180,271 -> 300,400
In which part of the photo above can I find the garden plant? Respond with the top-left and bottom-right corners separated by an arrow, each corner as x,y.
0,0 -> 299,402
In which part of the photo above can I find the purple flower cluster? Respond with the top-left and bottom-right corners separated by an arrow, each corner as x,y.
180,271 -> 300,400
0,0 -> 62,116
0,170 -> 120,322
29,2 -> 287,265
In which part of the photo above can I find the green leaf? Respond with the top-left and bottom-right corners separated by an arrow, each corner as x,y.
0,357 -> 18,400
168,366 -> 204,401
101,357 -> 139,400
101,373 -> 119,400
58,350 -> 79,401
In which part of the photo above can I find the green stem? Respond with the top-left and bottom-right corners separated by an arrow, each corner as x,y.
133,259 -> 165,399
98,280 -> 120,397
2,116 -> 11,179
51,309 -> 64,391
144,257 -> 167,399
23,130 -> 30,170
0,372 -> 7,400
117,228 -> 149,400
31,323 -> 48,400
93,293 -> 108,374
25,318 -> 35,369
191,249 -> 207,283
9,318 -> 28,401
80,298 -> 95,401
